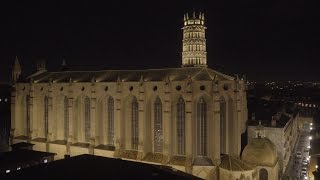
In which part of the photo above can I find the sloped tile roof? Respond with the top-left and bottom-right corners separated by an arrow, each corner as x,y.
26,67 -> 234,83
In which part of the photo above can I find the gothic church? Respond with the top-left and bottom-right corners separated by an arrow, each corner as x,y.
11,12 -> 249,179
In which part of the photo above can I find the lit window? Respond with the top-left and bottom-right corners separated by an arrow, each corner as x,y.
107,96 -> 114,145
197,97 -> 207,156
44,96 -> 49,137
154,96 -> 163,153
131,97 -> 139,150
26,95 -> 31,135
177,97 -> 185,155
64,96 -> 69,141
220,97 -> 226,153
84,97 -> 91,142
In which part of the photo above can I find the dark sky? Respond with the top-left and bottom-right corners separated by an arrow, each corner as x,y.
1,0 -> 320,81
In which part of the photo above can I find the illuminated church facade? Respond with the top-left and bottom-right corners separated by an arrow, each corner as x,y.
11,12 -> 251,179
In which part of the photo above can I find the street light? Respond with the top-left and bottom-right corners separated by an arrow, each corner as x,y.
311,123 -> 313,126
309,136 -> 312,140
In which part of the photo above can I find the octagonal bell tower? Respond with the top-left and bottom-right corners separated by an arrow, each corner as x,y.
181,12 -> 207,67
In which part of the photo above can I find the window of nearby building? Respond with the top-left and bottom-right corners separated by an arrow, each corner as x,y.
84,97 -> 91,142
131,97 -> 139,150
107,96 -> 114,145
197,97 -> 207,156
177,97 -> 185,155
154,96 -> 163,153
64,96 -> 69,141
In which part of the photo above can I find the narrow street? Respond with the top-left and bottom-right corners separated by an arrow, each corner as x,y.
285,130 -> 311,179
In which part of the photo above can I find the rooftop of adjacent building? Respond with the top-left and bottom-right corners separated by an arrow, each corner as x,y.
0,148 -> 56,171
1,154 -> 201,180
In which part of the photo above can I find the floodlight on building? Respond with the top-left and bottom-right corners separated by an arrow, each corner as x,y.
307,145 -> 311,149
310,123 -> 313,126
316,165 -> 318,169
6,170 -> 10,173
304,177 -> 307,180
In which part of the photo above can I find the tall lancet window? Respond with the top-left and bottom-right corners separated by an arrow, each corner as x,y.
64,96 -> 69,141
131,97 -> 139,150
154,97 -> 163,153
177,97 -> 185,155
220,97 -> 226,153
26,95 -> 30,136
44,96 -> 49,137
84,97 -> 91,142
197,97 -> 207,156
107,96 -> 114,145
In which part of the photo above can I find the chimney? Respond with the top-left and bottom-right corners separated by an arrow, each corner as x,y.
252,113 -> 256,121
271,116 -> 277,127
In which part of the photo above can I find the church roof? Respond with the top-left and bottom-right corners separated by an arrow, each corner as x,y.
241,138 -> 278,167
219,154 -> 254,171
25,67 -> 234,83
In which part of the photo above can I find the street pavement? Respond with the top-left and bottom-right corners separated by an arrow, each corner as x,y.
285,130 -> 311,180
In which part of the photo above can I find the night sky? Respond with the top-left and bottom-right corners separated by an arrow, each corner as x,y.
1,0 -> 320,82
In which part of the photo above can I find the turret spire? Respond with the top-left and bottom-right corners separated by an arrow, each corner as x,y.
12,56 -> 21,82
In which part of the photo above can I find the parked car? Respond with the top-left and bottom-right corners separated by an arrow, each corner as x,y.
302,160 -> 308,166
296,151 -> 302,158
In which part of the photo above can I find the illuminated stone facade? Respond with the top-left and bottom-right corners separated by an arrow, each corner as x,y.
10,12 -> 248,179
182,12 -> 207,67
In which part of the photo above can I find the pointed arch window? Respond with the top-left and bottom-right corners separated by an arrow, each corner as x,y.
26,95 -> 30,136
197,97 -> 207,156
259,168 -> 268,180
177,97 -> 185,155
131,97 -> 139,150
84,97 -> 91,142
154,97 -> 163,153
44,96 -> 49,137
64,96 -> 69,141
107,96 -> 114,145
220,97 -> 226,153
